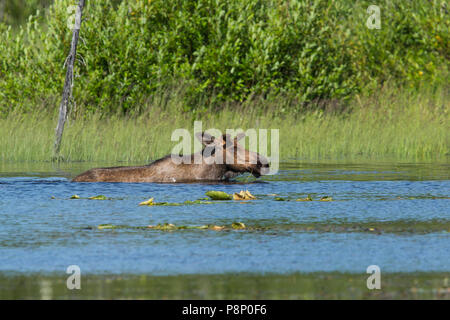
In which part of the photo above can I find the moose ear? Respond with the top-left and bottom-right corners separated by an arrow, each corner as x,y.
222,133 -> 232,142
195,132 -> 215,146
235,132 -> 246,142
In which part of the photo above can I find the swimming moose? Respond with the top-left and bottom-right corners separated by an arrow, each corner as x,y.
72,132 -> 270,183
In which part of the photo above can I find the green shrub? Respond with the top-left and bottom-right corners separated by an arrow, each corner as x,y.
0,0 -> 448,115
348,0 -> 449,88
0,0 -> 53,26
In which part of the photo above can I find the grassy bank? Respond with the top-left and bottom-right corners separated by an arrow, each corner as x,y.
0,85 -> 448,163
0,272 -> 448,299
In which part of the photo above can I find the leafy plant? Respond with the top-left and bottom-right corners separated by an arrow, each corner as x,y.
0,0 -> 448,116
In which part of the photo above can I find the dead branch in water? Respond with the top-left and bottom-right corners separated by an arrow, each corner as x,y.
53,0 -> 85,161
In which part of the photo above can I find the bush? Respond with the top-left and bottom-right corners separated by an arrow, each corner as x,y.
349,0 -> 449,88
0,0 -> 448,115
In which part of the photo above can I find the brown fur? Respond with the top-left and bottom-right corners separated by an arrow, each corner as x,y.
72,133 -> 269,183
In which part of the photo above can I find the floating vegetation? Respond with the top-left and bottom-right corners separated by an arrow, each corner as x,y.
151,202 -> 181,206
233,190 -> 256,200
183,200 -> 214,205
97,224 -> 147,230
148,223 -> 211,231
147,223 -> 235,231
210,225 -> 226,231
296,195 -> 313,202
205,190 -> 256,201
98,224 -> 117,230
274,195 -> 333,202
65,192 -> 448,207
148,223 -> 178,230
139,197 -> 186,206
96,222 -> 247,232
146,222 -> 246,231
205,191 -> 232,200
69,194 -> 113,200
139,197 -> 217,207
231,222 -> 246,230
89,195 -> 110,200
94,220 -> 450,234
139,198 -> 155,206
268,220 -> 450,234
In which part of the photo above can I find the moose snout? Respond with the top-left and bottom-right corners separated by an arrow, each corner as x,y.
256,158 -> 270,176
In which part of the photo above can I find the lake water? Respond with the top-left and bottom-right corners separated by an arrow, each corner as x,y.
0,161 -> 449,276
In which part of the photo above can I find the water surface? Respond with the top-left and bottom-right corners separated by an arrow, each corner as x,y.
0,160 -> 449,275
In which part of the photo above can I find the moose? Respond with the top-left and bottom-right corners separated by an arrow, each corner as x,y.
72,132 -> 270,183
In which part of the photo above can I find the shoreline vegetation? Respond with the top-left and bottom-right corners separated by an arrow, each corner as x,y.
1,1 -> 449,114
0,1 -> 448,163
0,272 -> 448,299
1,84 -> 448,162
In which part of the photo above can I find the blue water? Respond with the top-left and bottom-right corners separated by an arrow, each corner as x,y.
0,161 -> 449,274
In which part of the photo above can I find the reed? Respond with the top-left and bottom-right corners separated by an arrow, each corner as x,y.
0,85 -> 448,163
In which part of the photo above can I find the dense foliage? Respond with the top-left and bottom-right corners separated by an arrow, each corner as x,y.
0,0 -> 448,115
0,0 -> 52,26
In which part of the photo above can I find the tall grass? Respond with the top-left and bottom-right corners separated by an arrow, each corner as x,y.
0,85 -> 448,163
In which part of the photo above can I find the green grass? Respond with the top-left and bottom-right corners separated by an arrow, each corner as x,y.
0,272 -> 448,299
0,85 -> 448,163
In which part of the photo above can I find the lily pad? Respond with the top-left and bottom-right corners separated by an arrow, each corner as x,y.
205,191 -> 232,200
231,222 -> 246,230
89,195 -> 109,200
139,197 -> 155,206
320,196 -> 333,201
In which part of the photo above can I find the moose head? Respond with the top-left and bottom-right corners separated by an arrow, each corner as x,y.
195,132 -> 270,178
